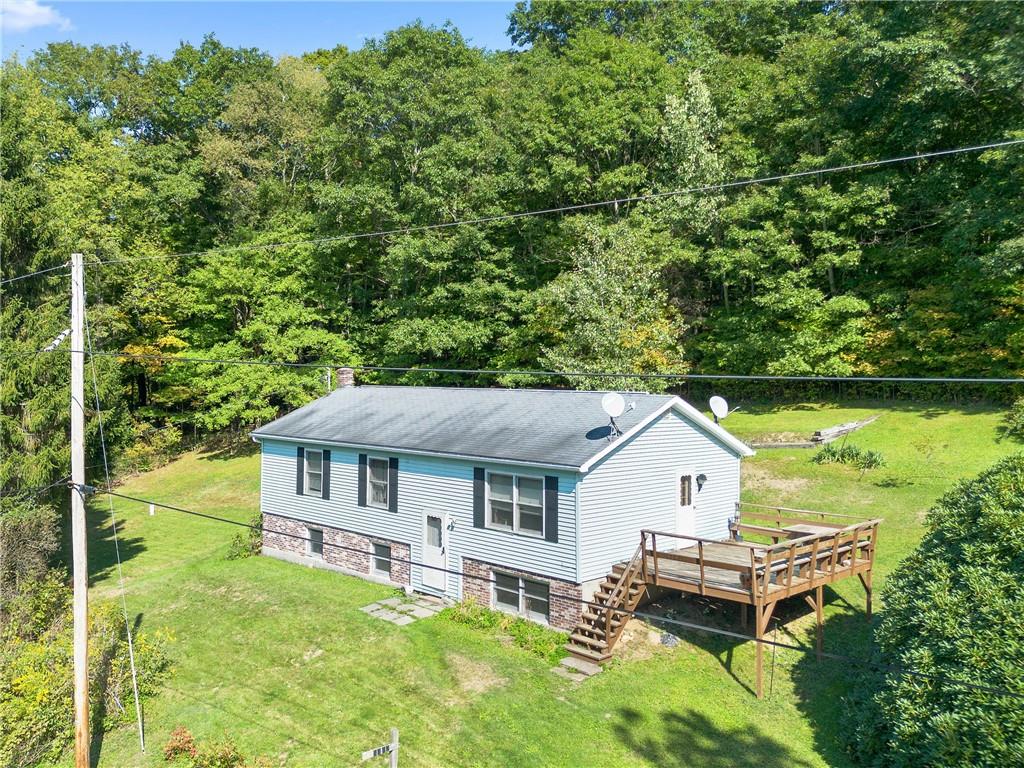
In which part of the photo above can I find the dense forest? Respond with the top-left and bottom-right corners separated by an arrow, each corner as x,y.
2,1 -> 1023,491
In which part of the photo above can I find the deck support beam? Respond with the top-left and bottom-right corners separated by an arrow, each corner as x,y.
754,600 -> 777,699
858,572 -> 872,621
804,586 -> 824,661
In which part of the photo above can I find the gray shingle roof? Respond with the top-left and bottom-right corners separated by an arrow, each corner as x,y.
251,386 -> 677,469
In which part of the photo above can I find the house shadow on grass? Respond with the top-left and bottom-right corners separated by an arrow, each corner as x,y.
613,707 -> 816,768
638,588 -> 866,766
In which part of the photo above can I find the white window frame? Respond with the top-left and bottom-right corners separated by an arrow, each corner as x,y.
371,542 -> 392,579
307,526 -> 324,559
492,570 -> 550,624
367,455 -> 390,510
485,471 -> 545,538
305,449 -> 324,496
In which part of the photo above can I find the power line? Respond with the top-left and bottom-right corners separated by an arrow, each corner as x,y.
80,138 -> 1024,268
96,487 -> 1024,702
18,348 -> 1024,385
0,262 -> 71,286
83,305 -> 146,753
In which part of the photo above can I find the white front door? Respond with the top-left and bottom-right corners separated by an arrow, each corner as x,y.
422,512 -> 447,592
676,470 -> 696,544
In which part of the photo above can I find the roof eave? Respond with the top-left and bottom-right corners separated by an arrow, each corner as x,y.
250,432 -> 582,472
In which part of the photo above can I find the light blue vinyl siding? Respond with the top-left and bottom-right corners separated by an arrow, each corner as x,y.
259,439 -> 579,599
577,410 -> 742,582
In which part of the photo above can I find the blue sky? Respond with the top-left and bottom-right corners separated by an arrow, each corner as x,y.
1,1 -> 520,60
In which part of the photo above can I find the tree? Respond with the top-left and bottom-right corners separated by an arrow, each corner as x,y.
531,220 -> 684,391
845,453 -> 1024,767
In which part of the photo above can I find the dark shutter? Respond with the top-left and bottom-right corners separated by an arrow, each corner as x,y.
544,476 -> 559,543
473,467 -> 485,528
296,446 -> 305,495
388,457 -> 399,513
321,450 -> 331,500
357,453 -> 368,507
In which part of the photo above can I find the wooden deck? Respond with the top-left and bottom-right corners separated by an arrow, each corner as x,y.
635,504 -> 882,697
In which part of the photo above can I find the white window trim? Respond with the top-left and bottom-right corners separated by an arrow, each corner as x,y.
485,471 -> 545,538
492,570 -> 550,624
305,449 -> 324,497
371,542 -> 392,578
367,455 -> 390,510
307,526 -> 324,559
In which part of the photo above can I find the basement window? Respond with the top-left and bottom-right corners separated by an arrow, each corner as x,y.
493,571 -> 550,624
372,543 -> 392,579
307,527 -> 324,558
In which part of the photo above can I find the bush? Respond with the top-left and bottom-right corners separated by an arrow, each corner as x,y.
119,421 -> 182,475
163,726 -> 271,767
226,512 -> 263,560
843,452 -> 1024,767
0,580 -> 171,768
0,496 -> 60,608
1004,397 -> 1024,440
813,443 -> 885,472
439,600 -> 567,664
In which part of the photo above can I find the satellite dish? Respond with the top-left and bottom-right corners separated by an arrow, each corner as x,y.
709,395 -> 729,422
601,392 -> 626,419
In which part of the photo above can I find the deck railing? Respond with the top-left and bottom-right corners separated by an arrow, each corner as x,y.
640,516 -> 881,603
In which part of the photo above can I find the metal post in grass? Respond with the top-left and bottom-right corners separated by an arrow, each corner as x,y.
362,728 -> 399,767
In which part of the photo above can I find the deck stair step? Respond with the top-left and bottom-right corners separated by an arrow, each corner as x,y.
569,632 -> 608,650
563,543 -> 649,665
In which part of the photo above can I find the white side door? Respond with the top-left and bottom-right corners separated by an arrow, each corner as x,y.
422,511 -> 447,592
675,469 -> 696,546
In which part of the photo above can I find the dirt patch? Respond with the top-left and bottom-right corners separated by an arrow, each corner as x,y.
743,464 -> 810,494
446,653 -> 507,698
612,620 -> 663,662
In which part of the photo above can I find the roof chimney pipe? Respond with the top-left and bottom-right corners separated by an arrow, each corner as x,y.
336,367 -> 355,388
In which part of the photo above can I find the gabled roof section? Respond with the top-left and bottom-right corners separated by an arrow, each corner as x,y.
251,386 -> 753,471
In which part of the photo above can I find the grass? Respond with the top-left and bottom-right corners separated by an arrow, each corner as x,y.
59,402 -> 1021,767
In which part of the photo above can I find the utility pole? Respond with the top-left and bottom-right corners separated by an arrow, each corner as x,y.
70,252 -> 90,768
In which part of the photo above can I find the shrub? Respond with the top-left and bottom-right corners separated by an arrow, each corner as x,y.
439,600 -> 567,664
1004,397 -> 1024,440
843,452 -> 1024,767
164,726 -> 198,761
0,586 -> 171,768
119,421 -> 182,474
226,512 -> 263,560
162,726 -> 271,767
813,443 -> 885,472
0,496 -> 60,608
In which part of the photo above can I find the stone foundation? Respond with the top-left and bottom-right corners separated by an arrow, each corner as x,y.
461,557 -> 582,631
262,513 -> 410,586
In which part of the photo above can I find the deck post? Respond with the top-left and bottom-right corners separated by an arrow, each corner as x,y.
814,586 -> 823,661
859,571 -> 873,621
754,600 -> 777,699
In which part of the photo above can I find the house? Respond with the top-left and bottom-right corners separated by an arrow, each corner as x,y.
251,369 -> 754,632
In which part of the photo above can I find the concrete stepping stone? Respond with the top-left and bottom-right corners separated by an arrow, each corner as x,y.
360,603 -> 382,614
391,615 -> 415,626
560,656 -> 603,677
551,665 -> 587,683
394,603 -> 419,613
408,606 -> 437,619
372,609 -> 401,621
378,597 -> 404,607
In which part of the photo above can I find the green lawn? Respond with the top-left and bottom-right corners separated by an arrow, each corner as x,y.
64,402 -> 1020,767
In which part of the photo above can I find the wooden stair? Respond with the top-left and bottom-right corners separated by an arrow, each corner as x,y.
564,545 -> 648,664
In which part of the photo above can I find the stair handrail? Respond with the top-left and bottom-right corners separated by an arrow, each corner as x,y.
604,542 -> 644,640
